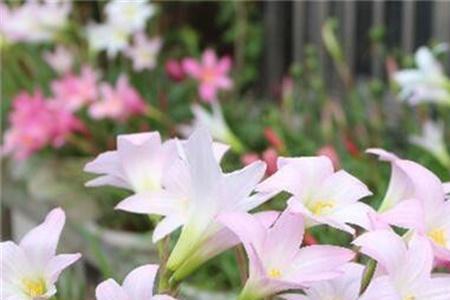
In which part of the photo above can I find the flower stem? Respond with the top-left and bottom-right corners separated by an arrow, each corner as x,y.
360,258 -> 377,294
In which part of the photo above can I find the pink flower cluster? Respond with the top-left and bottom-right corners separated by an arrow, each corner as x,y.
2,67 -> 147,160
2,91 -> 83,160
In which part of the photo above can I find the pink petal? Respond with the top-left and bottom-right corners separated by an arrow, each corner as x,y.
85,175 -> 131,189
19,208 -> 66,263
366,148 -> 400,161
416,276 -> 450,299
46,253 -> 81,283
95,279 -> 129,300
202,49 -> 217,67
359,275 -> 400,300
182,58 -> 201,77
153,215 -> 184,243
331,202 -> 376,231
217,56 -> 232,73
353,230 -> 406,274
115,191 -> 179,215
122,264 -> 158,300
379,198 -> 425,231
199,83 -> 217,102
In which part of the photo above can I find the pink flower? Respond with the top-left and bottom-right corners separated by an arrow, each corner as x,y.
2,91 -> 83,160
43,45 -> 74,74
125,32 -> 162,71
182,49 -> 233,102
96,265 -> 176,300
88,75 -> 147,121
367,148 -> 450,262
354,230 -> 450,300
165,59 -> 186,81
258,156 -> 374,234
219,209 -> 355,300
51,66 -> 99,111
1,208 -> 81,299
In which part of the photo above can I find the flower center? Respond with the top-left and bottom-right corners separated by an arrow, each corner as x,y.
267,268 -> 282,279
403,296 -> 415,300
202,69 -> 216,83
309,200 -> 335,216
428,228 -> 447,247
22,278 -> 46,297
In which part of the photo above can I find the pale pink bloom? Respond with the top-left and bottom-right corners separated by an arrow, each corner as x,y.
354,230 -> 450,300
51,66 -> 99,111
2,91 -> 83,160
219,210 -> 355,300
125,32 -> 162,71
257,156 -> 374,234
1,208 -> 81,300
367,149 -> 450,261
0,1 -> 71,43
96,265 -> 176,300
86,22 -> 129,59
88,75 -> 147,121
117,128 -> 273,279
182,49 -> 233,102
43,45 -> 74,74
281,263 -> 365,300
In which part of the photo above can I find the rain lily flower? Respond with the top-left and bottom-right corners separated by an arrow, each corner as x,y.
219,210 -> 355,300
88,75 -> 147,121
179,102 -> 245,153
104,0 -> 155,34
86,22 -> 129,59
96,264 -> 176,300
281,263 -> 365,300
123,127 -> 273,279
43,45 -> 74,74
182,49 -> 233,102
354,230 -> 450,300
125,32 -> 162,71
51,66 -> 99,111
366,148 -> 450,261
393,46 -> 450,106
409,120 -> 450,168
0,1 -> 71,44
1,208 -> 81,299
257,156 -> 373,234
2,91 -> 83,160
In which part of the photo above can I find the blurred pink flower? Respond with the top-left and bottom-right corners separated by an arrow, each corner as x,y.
2,91 -> 83,160
182,49 -> 233,102
0,208 -> 81,299
125,32 -> 162,71
43,45 -> 74,74
262,148 -> 278,176
317,145 -> 341,169
219,210 -> 354,300
88,75 -> 147,121
165,59 -> 186,81
51,66 -> 99,111
96,265 -> 176,300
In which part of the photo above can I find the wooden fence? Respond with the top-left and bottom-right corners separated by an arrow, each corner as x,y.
262,0 -> 450,93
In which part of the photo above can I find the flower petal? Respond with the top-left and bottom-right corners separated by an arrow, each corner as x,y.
122,264 -> 158,299
46,253 -> 81,283
95,279 -> 129,300
153,215 -> 185,243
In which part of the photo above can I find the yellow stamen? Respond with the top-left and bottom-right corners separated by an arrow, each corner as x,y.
404,296 -> 415,300
309,200 -> 335,216
267,268 -> 282,279
428,228 -> 447,247
22,278 -> 46,297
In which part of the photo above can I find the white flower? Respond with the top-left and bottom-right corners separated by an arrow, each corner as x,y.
410,120 -> 450,168
43,45 -> 74,74
125,32 -> 162,71
105,0 -> 155,33
393,46 -> 450,106
86,22 -> 129,58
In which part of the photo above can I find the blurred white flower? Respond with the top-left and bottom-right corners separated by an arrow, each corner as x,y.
86,22 -> 129,58
179,102 -> 244,153
393,46 -> 450,106
105,0 -> 155,33
410,120 -> 450,168
125,32 -> 162,71
0,1 -> 71,44
43,45 -> 74,74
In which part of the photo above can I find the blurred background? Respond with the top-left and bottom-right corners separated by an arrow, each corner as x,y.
1,1 -> 449,299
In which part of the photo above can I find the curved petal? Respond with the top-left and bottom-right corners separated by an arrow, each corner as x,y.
95,279 -> 128,300
331,202 -> 376,231
153,215 -> 185,243
122,264 -> 158,299
19,208 -> 65,264
359,275 -> 400,300
46,253 -> 81,283
115,191 -> 180,216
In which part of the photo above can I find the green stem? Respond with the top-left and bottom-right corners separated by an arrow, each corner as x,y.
360,259 -> 377,294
